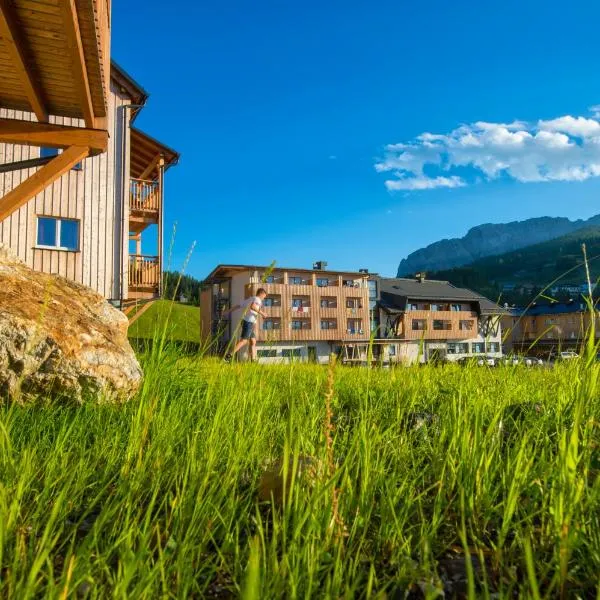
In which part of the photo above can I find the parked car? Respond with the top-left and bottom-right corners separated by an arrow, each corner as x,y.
477,355 -> 497,367
522,356 -> 544,367
550,350 -> 579,362
501,355 -> 521,366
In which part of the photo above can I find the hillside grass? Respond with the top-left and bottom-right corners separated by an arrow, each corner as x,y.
127,299 -> 201,343
1,343 -> 600,597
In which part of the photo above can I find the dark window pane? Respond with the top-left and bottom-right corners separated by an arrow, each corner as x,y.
60,219 -> 79,250
37,217 -> 56,246
40,147 -> 59,159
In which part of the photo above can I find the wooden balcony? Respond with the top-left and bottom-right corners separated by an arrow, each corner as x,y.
128,254 -> 159,299
129,178 -> 159,232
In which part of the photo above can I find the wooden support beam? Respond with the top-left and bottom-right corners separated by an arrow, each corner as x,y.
0,119 -> 107,152
139,153 -> 162,180
0,0 -> 48,123
59,0 -> 95,128
0,145 -> 89,221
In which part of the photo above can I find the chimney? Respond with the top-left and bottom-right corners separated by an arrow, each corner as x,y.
416,272 -> 426,283
313,261 -> 328,270
359,268 -> 369,274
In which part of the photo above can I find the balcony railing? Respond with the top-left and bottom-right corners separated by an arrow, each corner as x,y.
130,178 -> 159,213
129,255 -> 159,288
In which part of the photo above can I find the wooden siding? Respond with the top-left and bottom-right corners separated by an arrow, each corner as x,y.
399,310 -> 478,340
246,278 -> 370,343
0,79 -> 130,300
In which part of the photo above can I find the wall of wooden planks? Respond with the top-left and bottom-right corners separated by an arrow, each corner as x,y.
0,80 -> 131,300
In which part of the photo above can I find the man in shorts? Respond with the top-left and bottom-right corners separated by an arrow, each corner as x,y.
224,288 -> 268,362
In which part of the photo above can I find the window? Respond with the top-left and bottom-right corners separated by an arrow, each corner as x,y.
265,275 -> 275,283
346,298 -> 362,309
282,348 -> 302,358
40,147 -> 58,159
321,297 -> 337,308
291,320 -> 310,330
487,342 -> 501,353
472,342 -> 485,354
388,345 -> 396,356
431,304 -> 441,312
263,297 -> 274,307
263,319 -> 280,330
451,304 -> 462,312
433,320 -> 452,330
447,342 -> 469,355
321,319 -> 337,330
347,319 -> 363,334
368,280 -> 377,300
257,349 -> 277,358
459,320 -> 474,331
36,217 -> 79,251
408,303 -> 418,311
292,297 -> 309,308
40,147 -> 81,170
316,278 -> 330,287
290,276 -> 302,285
412,319 -> 427,331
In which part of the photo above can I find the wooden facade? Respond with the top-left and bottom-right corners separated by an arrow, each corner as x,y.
0,0 -> 112,223
0,80 -> 128,298
201,265 -> 371,356
503,303 -> 600,354
394,309 -> 478,340
0,59 -> 179,302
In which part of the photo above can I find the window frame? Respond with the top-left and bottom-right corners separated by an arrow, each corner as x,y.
36,216 -> 80,252
432,319 -> 452,331
412,319 -> 427,331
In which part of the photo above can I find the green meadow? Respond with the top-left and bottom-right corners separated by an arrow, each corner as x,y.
1,338 -> 600,599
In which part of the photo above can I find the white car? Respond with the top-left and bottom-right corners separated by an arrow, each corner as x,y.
477,356 -> 497,367
559,351 -> 579,360
522,356 -> 544,367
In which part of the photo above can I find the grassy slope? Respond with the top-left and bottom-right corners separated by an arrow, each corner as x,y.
426,226 -> 600,297
128,299 -> 201,343
1,350 -> 600,597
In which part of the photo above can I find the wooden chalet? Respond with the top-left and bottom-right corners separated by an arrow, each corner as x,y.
0,1 -> 179,304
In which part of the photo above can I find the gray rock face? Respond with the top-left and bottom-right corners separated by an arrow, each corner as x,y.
397,214 -> 600,276
0,245 -> 142,403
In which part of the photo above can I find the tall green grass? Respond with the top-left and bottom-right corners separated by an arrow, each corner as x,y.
1,340 -> 600,597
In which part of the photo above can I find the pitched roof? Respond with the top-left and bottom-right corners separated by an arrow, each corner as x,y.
378,277 -> 505,315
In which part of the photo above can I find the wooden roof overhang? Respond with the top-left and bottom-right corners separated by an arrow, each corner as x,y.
130,127 -> 179,181
0,0 -> 111,221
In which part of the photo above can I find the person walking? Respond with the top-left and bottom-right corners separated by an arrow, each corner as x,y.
223,288 -> 268,362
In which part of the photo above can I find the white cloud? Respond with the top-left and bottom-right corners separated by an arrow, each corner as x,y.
376,106 -> 600,191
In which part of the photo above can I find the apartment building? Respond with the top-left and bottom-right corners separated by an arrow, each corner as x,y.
503,300 -> 600,355
201,263 -> 371,362
368,275 -> 505,364
0,2 -> 178,306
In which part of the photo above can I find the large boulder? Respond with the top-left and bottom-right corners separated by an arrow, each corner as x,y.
0,245 -> 142,403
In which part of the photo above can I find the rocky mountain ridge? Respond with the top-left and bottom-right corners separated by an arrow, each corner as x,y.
398,214 -> 600,276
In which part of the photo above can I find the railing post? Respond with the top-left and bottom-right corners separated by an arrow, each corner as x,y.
158,157 -> 165,297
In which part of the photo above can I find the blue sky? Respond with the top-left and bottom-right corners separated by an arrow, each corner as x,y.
113,0 -> 600,278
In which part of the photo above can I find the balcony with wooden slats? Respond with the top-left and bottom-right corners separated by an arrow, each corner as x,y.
128,254 -> 159,300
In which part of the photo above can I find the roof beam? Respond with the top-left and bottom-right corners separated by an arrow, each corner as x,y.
138,153 -> 162,180
0,0 -> 48,122
0,118 -> 107,152
0,145 -> 89,221
59,0 -> 95,128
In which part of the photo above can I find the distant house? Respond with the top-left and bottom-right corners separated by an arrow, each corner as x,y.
502,299 -> 600,355
366,275 -> 506,364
